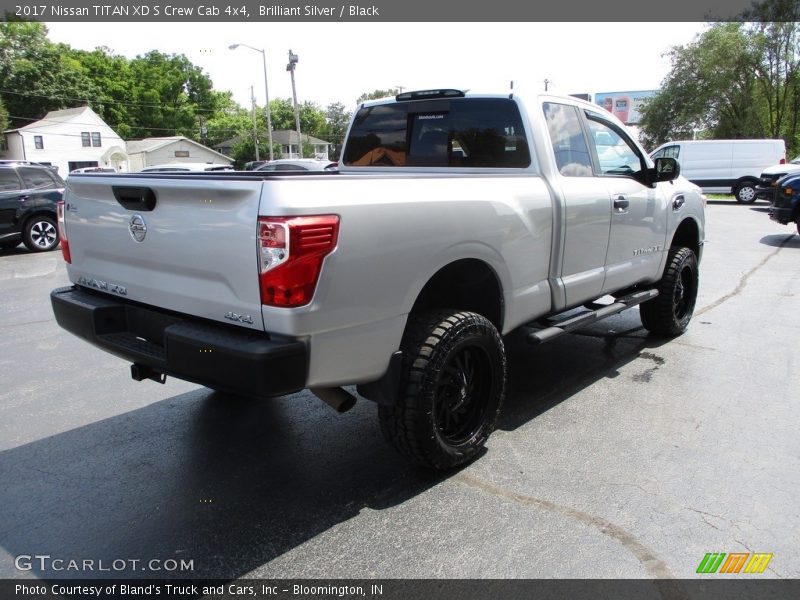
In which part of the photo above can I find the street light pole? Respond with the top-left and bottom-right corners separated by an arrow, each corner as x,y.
229,43 -> 274,161
250,85 -> 259,161
287,50 -> 302,158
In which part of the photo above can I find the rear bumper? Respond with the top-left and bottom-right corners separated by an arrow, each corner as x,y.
51,286 -> 308,397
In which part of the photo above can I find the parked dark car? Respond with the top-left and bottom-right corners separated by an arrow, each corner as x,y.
767,171 -> 800,235
0,163 -> 65,252
243,160 -> 268,170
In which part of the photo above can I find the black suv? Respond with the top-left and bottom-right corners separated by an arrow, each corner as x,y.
0,164 -> 65,252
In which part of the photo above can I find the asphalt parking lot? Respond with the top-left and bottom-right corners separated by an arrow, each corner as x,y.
0,200 -> 798,582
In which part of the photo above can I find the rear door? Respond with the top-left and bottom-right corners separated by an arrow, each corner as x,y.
0,169 -> 23,242
541,101 -> 611,306
64,174 -> 267,330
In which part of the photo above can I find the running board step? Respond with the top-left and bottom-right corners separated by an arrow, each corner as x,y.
527,289 -> 658,346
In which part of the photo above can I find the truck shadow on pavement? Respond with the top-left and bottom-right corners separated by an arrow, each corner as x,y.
759,233 -> 800,248
499,310 -> 670,431
0,310 -> 670,579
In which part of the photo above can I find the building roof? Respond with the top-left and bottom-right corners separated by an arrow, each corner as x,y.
126,136 -> 232,163
18,106 -> 92,130
271,130 -> 330,146
4,106 -> 111,135
125,136 -> 187,154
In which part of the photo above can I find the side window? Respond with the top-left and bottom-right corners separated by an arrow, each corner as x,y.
585,116 -> 645,179
18,167 -> 55,189
0,170 -> 21,192
542,102 -> 592,177
662,145 -> 680,159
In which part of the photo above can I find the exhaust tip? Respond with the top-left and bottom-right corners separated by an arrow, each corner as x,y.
311,387 -> 357,413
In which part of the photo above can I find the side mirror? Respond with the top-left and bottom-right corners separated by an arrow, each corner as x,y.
652,157 -> 680,184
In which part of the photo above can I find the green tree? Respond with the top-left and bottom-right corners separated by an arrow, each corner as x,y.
639,23 -> 761,148
0,22 -> 99,126
0,97 -> 8,132
124,50 -> 216,139
61,46 -> 134,136
640,0 -> 800,155
322,102 -> 351,145
203,90 -> 253,147
320,102 -> 352,159
267,98 -> 326,137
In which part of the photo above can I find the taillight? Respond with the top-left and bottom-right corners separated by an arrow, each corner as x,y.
258,215 -> 339,307
56,200 -> 71,263
780,158 -> 786,164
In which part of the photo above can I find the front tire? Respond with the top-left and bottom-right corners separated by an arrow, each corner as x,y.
640,246 -> 699,337
379,310 -> 506,470
23,215 -> 59,252
734,181 -> 757,203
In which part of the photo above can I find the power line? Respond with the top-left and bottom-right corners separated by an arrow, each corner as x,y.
0,88 -> 226,114
6,114 -> 255,138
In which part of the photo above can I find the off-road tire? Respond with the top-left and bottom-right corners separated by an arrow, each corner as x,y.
640,246 -> 699,337
378,310 -> 506,470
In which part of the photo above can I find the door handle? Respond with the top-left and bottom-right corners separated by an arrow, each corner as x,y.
673,195 -> 685,210
613,195 -> 629,211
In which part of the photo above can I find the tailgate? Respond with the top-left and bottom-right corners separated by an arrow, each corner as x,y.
64,174 -> 266,330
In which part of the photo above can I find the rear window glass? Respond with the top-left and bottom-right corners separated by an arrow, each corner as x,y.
343,98 -> 530,168
19,167 -> 62,189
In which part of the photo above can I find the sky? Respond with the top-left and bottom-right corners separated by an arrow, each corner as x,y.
44,22 -> 708,111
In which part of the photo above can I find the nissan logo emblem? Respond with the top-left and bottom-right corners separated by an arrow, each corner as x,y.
129,214 -> 147,242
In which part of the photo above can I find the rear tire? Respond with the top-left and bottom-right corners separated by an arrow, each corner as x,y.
23,215 -> 59,252
734,181 -> 757,203
378,310 -> 506,470
640,246 -> 698,337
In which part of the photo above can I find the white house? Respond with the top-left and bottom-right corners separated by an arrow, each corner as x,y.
126,136 -> 233,171
1,106 -> 128,174
212,131 -> 332,161
271,130 -> 331,160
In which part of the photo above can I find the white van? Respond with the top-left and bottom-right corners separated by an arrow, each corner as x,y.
650,139 -> 785,202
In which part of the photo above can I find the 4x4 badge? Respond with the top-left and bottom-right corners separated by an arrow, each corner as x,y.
129,214 -> 147,242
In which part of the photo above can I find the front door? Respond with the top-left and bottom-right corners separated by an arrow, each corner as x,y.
582,114 -> 668,293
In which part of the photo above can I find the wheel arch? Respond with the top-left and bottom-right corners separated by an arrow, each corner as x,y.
731,176 -> 759,197
21,208 -> 57,229
410,258 -> 505,332
670,216 -> 701,257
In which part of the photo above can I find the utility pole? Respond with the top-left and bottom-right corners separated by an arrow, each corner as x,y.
229,43 -> 274,160
250,85 -> 259,161
544,79 -> 551,92
287,50 -> 302,158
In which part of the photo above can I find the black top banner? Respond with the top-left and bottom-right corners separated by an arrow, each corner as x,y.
0,0 -> 794,22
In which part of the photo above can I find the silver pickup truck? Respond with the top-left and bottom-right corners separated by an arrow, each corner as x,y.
51,90 -> 705,470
